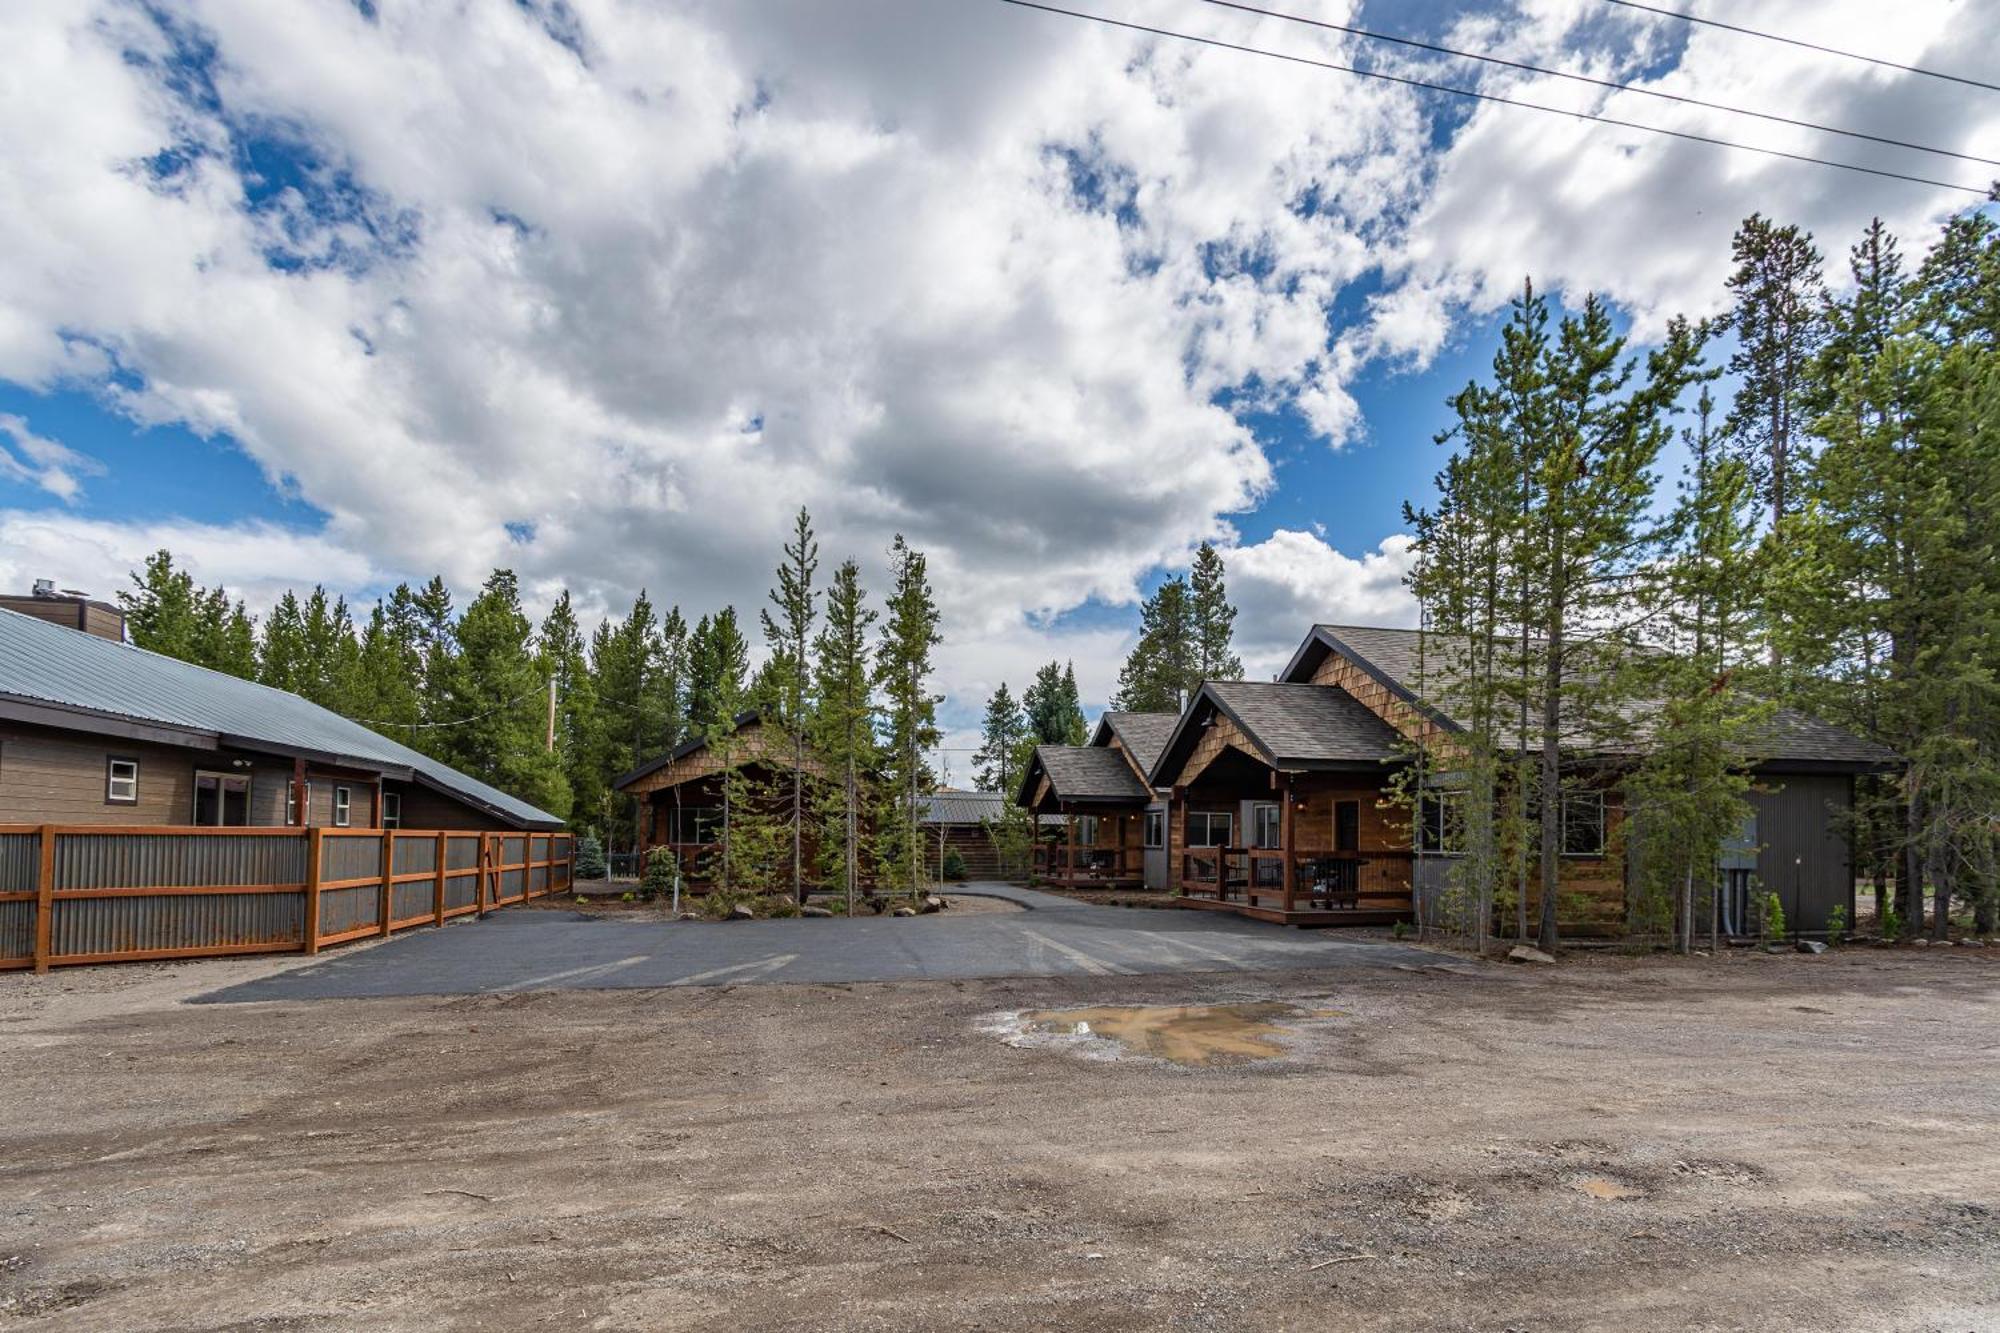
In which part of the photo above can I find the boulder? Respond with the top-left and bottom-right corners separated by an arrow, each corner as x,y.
1507,945 -> 1556,965
1796,939 -> 1828,955
1910,937 -> 1930,947
1959,937 -> 1984,948
891,906 -> 917,918
1934,938 -> 1956,947
676,912 -> 700,922
727,903 -> 756,922
920,895 -> 945,915
800,905 -> 834,919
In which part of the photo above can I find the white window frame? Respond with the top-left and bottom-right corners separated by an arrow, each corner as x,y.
191,770 -> 252,827
1562,790 -> 1608,858
332,784 -> 352,828
1143,810 -> 1165,849
1418,790 -> 1466,856
1250,802 -> 1281,849
382,791 -> 401,830
106,756 -> 139,805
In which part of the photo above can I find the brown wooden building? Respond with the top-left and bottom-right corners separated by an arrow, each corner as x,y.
0,603 -> 562,835
1016,742 -> 1152,890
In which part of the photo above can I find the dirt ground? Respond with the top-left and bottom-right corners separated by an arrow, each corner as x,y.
2,945 -> 1997,1331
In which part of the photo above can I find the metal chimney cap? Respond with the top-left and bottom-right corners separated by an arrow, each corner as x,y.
31,578 -> 55,598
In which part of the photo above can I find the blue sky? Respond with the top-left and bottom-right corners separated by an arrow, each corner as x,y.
1,0 -> 1990,757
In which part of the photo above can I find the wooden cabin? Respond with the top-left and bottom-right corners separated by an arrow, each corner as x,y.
1089,711 -> 1177,888
1015,743 -> 1153,890
1148,680 -> 1413,926
613,713 -> 833,887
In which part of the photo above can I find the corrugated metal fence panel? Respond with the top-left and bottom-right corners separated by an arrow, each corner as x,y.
499,867 -> 525,899
321,835 -> 383,884
55,833 -> 305,890
52,891 -> 304,958
445,837 -> 480,871
0,901 -> 32,962
443,872 -> 479,912
317,884 -> 380,936
392,836 -> 437,877
0,833 -> 38,892
501,835 -> 527,867
391,880 -> 433,922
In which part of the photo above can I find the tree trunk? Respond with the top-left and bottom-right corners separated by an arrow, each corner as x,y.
1536,626 -> 1562,956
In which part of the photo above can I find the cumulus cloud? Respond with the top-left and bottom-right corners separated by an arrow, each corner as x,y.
0,0 -> 1989,733
1224,529 -> 1419,677
0,416 -> 100,503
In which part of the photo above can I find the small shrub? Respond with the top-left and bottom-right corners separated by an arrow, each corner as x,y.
641,846 -> 678,901
1826,904 -> 1848,947
574,833 -> 608,880
1391,920 -> 1411,940
574,895 -> 588,905
620,890 -> 637,903
759,894 -> 801,919
942,848 -> 967,881
1760,891 -> 1787,944
1881,897 -> 1904,941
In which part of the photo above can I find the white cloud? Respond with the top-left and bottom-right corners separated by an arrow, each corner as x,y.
1224,529 -> 1419,677
0,416 -> 100,503
0,0 -> 1990,730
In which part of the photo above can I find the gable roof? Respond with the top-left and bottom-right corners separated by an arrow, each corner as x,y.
1091,710 -> 1178,785
1016,743 -> 1152,809
611,711 -> 763,790
1150,680 -> 1404,785
921,790 -> 1006,825
1284,624 -> 1899,769
0,607 -> 561,828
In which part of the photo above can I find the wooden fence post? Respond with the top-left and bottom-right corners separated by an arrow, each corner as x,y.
378,832 -> 394,938
32,824 -> 55,975
434,830 -> 448,926
476,834 -> 489,917
303,827 -> 323,955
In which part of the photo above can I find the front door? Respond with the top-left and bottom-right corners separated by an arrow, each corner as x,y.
192,771 -> 251,826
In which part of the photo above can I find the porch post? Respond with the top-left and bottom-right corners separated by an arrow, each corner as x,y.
1065,804 -> 1077,887
1173,786 -> 1188,893
1281,773 -> 1297,914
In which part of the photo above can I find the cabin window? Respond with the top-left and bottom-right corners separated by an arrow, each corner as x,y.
286,780 -> 308,825
671,807 -> 723,844
1563,791 -> 1607,857
333,785 -> 352,827
1143,811 -> 1164,849
1186,811 -> 1234,847
1334,800 -> 1359,853
1250,802 -> 1281,849
105,756 -> 139,805
1418,791 -> 1466,855
1073,815 -> 1100,845
192,772 -> 251,826
382,792 -> 401,830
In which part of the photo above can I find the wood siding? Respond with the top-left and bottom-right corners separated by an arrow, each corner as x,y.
0,728 -> 197,824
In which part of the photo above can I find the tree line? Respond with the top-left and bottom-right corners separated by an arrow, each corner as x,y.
1405,209 -> 1999,953
117,511 -> 943,903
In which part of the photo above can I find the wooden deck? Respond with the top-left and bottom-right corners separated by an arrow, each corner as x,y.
1174,848 -> 1412,928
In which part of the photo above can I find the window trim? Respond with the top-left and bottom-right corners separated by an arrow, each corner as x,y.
1250,801 -> 1281,850
191,769 -> 252,827
382,791 -> 401,830
1417,789 -> 1466,856
1186,810 -> 1234,848
1561,790 -> 1608,859
332,784 -> 352,828
1333,799 -> 1360,854
1143,810 -> 1165,850
105,755 -> 140,806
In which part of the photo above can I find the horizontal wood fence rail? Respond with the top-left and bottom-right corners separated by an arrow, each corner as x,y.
0,824 -> 572,973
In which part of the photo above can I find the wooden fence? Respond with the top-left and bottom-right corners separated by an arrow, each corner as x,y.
0,825 -> 573,973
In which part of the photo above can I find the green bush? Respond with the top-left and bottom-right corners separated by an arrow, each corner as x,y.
1826,904 -> 1848,947
641,847 -> 678,901
942,847 -> 967,881
1881,897 -> 1904,941
1760,891 -> 1787,944
574,833 -> 608,880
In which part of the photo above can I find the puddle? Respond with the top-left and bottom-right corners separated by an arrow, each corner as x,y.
1573,1176 -> 1645,1201
1000,1002 -> 1339,1066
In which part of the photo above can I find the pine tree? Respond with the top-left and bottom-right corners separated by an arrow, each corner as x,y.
812,558 -> 877,912
1024,661 -> 1087,745
411,575 -> 458,762
1189,541 -> 1243,683
758,507 -> 820,901
973,683 -> 1026,793
1113,577 -> 1195,712
875,535 -> 942,899
350,588 -> 425,742
1722,214 -> 1828,528
119,551 -> 257,678
444,569 -> 568,817
540,591 -> 600,832
258,592 -> 310,695
686,608 -> 749,889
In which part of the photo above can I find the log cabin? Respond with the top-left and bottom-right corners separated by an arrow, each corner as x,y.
0,601 -> 563,833
1014,709 -> 1177,890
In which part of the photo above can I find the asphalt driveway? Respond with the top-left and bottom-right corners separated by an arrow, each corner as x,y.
199,883 -> 1447,1002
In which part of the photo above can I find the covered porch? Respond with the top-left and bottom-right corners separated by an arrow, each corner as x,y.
1016,743 -> 1153,891
1155,680 -> 1414,927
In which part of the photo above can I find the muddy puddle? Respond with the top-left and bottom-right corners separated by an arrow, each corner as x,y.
996,1001 -> 1345,1066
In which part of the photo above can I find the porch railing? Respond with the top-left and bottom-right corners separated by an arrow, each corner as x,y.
1034,844 -> 1142,883
0,825 -> 573,973
1178,848 -> 1411,914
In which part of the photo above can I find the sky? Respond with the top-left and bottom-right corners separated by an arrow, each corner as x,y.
0,0 -> 1994,777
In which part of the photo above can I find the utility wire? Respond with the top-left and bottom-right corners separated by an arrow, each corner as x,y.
1603,0 -> 2000,95
999,0 -> 1989,196
350,682 -> 546,731
1200,0 -> 2000,168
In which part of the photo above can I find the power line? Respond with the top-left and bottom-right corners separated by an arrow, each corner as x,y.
1200,0 -> 2000,169
350,682 -> 547,731
1603,0 -> 2000,95
999,0 -> 1989,196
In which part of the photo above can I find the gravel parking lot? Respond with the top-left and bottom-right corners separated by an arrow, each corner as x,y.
2,941 -> 1996,1330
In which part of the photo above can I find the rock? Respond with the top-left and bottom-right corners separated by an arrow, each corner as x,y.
1507,945 -> 1556,965
1959,937 -> 1984,948
1933,938 -> 1955,947
891,906 -> 917,918
920,895 -> 945,915
1796,939 -> 1828,955
676,912 -> 700,921
1910,937 -> 1930,947
800,905 -> 834,918
727,903 -> 756,921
